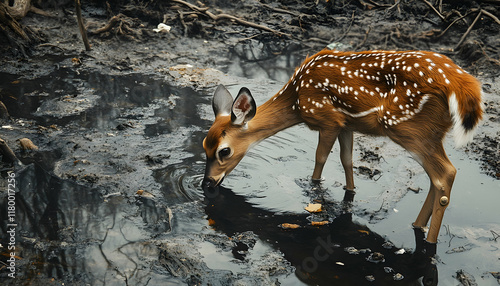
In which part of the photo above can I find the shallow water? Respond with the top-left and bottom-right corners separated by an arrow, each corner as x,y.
1,54 -> 499,285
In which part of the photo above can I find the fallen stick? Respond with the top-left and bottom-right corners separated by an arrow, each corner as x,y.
91,14 -> 122,34
75,0 -> 90,51
437,10 -> 475,38
422,0 -> 445,21
172,0 -> 290,37
455,10 -> 482,50
0,137 -> 20,165
481,9 -> 500,25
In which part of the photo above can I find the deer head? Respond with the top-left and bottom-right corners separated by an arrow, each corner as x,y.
202,85 -> 256,190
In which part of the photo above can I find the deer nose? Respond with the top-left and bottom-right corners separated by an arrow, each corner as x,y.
201,177 -> 216,191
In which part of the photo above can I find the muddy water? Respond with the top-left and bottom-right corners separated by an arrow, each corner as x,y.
1,55 -> 499,285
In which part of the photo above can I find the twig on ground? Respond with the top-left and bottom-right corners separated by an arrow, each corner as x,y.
0,137 -> 20,165
491,230 -> 500,242
91,14 -> 122,34
172,0 -> 289,37
259,2 -> 300,17
336,11 -> 355,42
177,10 -> 188,36
38,43 -> 65,51
355,26 -> 372,49
455,10 -> 482,50
481,9 -> 500,25
422,0 -> 445,21
437,10 -> 475,38
75,0 -> 90,51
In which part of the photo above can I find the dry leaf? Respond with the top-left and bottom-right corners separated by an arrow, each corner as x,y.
136,189 -> 154,198
358,229 -> 370,235
311,221 -> 329,226
281,223 -> 300,229
305,203 -> 322,213
19,138 -> 38,150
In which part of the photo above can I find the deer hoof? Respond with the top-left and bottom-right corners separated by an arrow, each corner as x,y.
423,263 -> 438,286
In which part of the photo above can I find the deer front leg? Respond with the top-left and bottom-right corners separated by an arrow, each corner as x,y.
311,129 -> 340,183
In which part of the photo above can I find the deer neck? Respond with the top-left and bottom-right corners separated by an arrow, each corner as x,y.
246,87 -> 302,141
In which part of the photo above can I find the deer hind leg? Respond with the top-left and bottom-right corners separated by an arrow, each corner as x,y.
406,143 -> 456,286
338,129 -> 356,202
311,128 -> 341,182
414,144 -> 456,243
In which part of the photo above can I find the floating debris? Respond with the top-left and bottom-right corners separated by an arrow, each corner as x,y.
345,246 -> 371,255
136,189 -> 154,198
336,261 -> 344,266
365,275 -> 375,282
394,248 -> 406,255
384,267 -> 394,273
358,229 -> 370,235
455,269 -> 477,285
382,241 -> 394,249
345,246 -> 359,255
393,273 -> 404,281
367,252 -> 385,263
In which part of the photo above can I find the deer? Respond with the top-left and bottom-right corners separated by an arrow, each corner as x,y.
201,49 -> 483,285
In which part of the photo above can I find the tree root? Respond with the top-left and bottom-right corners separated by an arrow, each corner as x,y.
0,137 -> 20,165
90,13 -> 141,39
172,0 -> 290,37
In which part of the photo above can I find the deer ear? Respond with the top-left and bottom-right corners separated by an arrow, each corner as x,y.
231,87 -> 256,125
212,85 -> 233,117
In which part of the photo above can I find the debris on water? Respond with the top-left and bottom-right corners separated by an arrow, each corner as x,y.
382,241 -> 395,249
490,272 -> 500,283
280,223 -> 300,229
367,252 -> 385,263
384,267 -> 394,273
393,273 -> 404,281
355,166 -> 382,180
394,248 -> 406,255
365,275 -> 375,282
345,246 -> 359,255
454,269 -> 477,286
407,186 -> 422,193
116,122 -> 134,130
136,189 -> 154,198
336,261 -> 344,266
305,203 -> 322,213
344,246 -> 371,255
19,138 -> 38,150
445,243 -> 474,254
358,229 -> 370,235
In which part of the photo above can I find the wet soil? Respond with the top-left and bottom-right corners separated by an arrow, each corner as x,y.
1,0 -> 500,285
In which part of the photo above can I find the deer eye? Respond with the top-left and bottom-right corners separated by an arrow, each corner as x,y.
218,147 -> 232,159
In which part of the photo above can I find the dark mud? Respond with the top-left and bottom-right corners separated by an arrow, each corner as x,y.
1,0 -> 500,285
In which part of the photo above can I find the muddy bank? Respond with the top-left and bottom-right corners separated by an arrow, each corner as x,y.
1,0 -> 500,285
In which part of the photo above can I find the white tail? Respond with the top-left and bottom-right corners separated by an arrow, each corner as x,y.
202,49 -> 483,284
